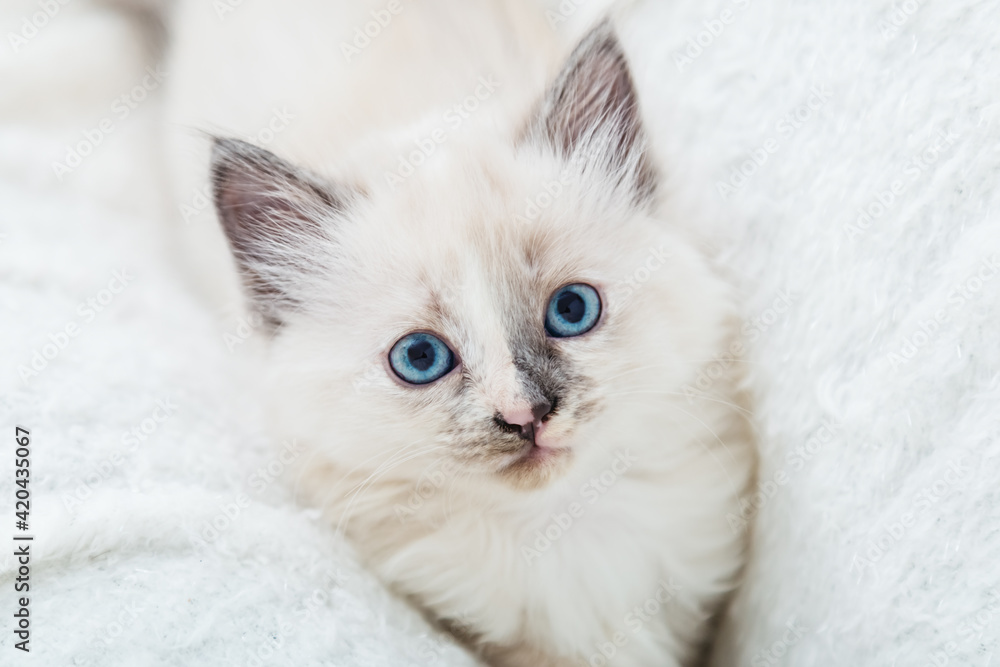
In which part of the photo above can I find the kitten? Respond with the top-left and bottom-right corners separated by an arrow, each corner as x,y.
167,2 -> 755,665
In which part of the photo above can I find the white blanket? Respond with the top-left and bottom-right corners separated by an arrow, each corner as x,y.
612,0 -> 1000,665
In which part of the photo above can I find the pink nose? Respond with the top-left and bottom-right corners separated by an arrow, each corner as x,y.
498,400 -> 553,443
501,405 -> 536,428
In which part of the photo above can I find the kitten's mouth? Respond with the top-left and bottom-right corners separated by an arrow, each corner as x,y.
497,442 -> 572,489
515,443 -> 567,464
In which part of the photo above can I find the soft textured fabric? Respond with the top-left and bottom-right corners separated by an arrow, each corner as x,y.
609,1 -> 1000,665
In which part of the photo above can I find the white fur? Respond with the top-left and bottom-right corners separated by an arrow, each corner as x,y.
266,141 -> 754,665
165,2 -> 754,664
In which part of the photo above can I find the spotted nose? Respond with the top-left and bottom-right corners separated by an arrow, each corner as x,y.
496,400 -> 554,442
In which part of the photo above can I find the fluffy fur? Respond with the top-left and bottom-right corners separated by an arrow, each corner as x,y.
167,3 -> 754,665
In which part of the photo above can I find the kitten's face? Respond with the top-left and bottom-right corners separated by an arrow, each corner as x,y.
211,25 -> 730,492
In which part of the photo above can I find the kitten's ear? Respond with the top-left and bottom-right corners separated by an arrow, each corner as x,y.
525,20 -> 654,200
211,138 -> 347,324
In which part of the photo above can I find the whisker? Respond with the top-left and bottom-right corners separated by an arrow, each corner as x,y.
335,443 -> 449,534
602,388 -> 756,419
598,358 -> 758,385
655,402 -> 747,498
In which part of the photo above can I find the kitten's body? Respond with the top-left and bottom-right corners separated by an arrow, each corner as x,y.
164,2 -> 754,665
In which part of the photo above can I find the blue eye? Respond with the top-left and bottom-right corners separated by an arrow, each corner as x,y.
545,283 -> 601,338
389,332 -> 456,385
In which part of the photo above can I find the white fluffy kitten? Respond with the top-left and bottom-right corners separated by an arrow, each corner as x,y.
164,1 -> 754,665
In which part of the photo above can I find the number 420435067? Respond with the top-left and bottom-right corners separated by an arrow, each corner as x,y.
15,427 -> 30,531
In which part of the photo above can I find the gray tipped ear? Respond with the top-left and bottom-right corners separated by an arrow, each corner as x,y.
211,138 -> 347,324
526,20 -> 654,200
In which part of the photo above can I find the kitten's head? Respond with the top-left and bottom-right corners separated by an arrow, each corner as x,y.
211,23 -> 731,493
